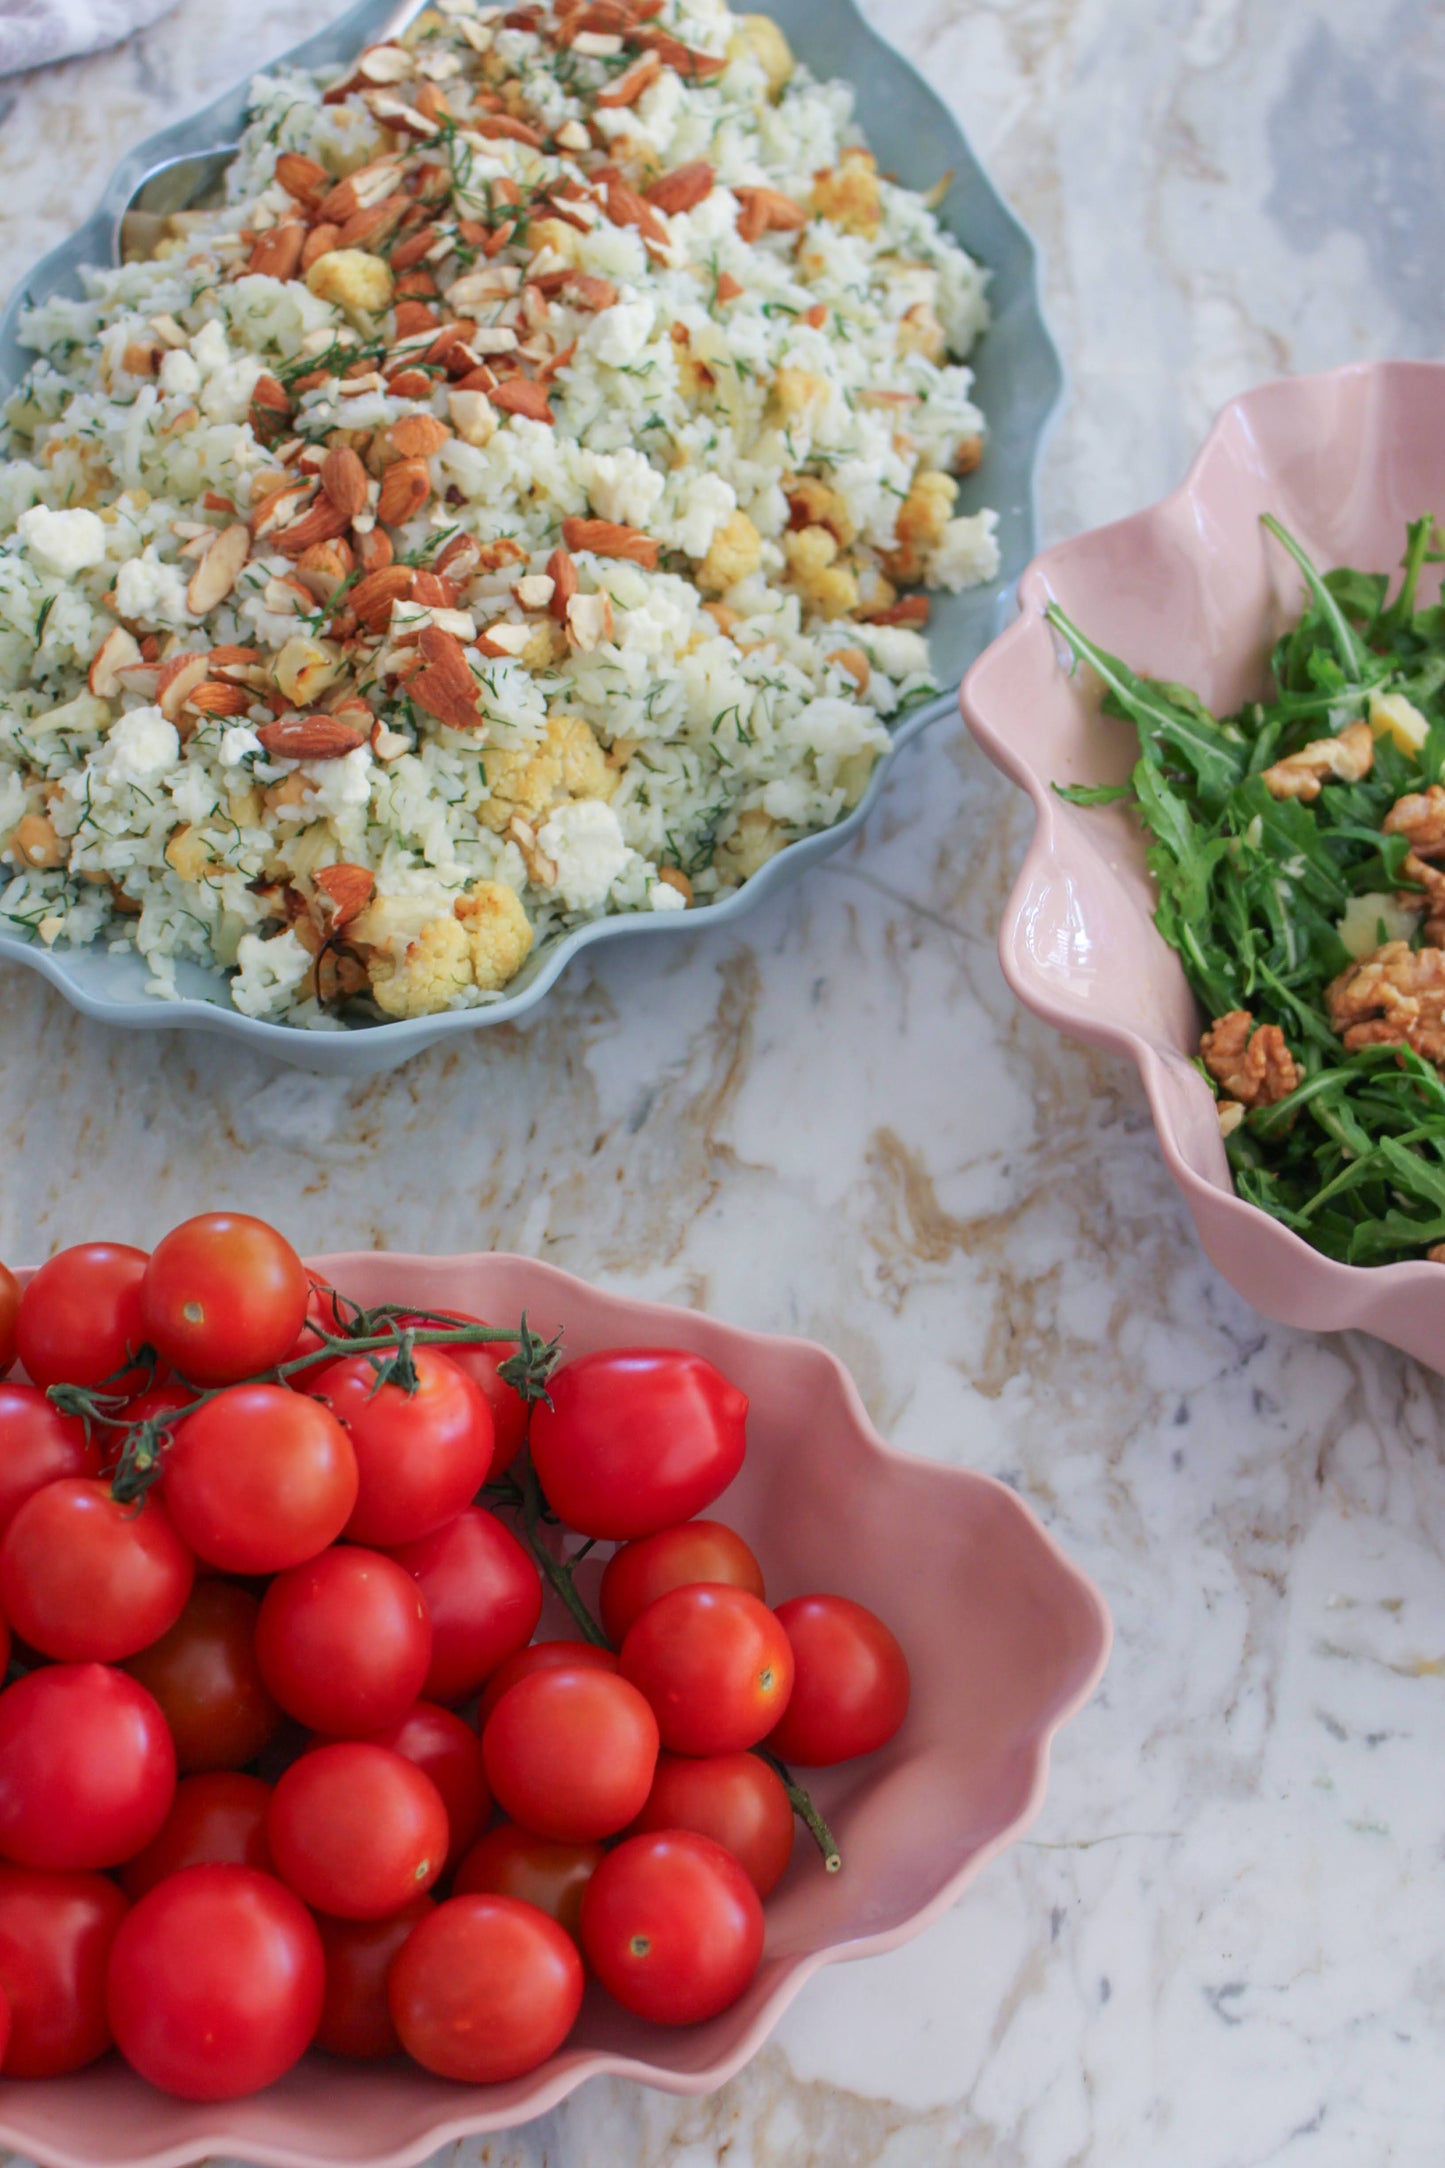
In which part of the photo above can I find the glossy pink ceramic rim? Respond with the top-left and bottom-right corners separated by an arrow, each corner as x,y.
960,359 -> 1445,1367
0,1251 -> 1111,2168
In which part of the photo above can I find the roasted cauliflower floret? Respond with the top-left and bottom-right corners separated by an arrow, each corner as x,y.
698,511 -> 763,595
734,13 -> 794,96
883,470 -> 957,585
717,807 -> 786,882
368,913 -> 474,1020
304,248 -> 395,315
773,368 -> 830,425
479,716 -> 613,832
782,524 -> 859,619
811,149 -> 881,238
898,300 -> 946,364
786,475 -> 856,546
454,879 -> 533,992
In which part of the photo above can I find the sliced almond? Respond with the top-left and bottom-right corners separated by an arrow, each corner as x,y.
350,565 -> 415,632
513,574 -> 555,610
315,862 -> 375,926
88,626 -> 143,699
597,49 -> 662,105
490,378 -> 554,424
561,517 -> 659,570
248,223 -> 306,281
388,413 -> 451,459
157,653 -> 210,722
447,388 -> 496,448
377,458 -> 433,527
185,522 -> 251,616
546,546 -> 578,621
409,624 -> 481,730
320,445 -> 370,520
476,621 -> 531,657
357,43 -> 414,83
257,714 -> 368,761
646,162 -> 717,218
566,590 -> 614,653
186,680 -> 254,718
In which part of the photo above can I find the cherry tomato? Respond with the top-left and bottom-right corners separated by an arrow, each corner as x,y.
256,1547 -> 431,1736
620,1585 -> 794,1755
140,1214 -> 308,1386
268,1743 -> 448,1920
482,1667 -> 658,1843
161,1384 -> 358,1574
475,1638 -> 619,1728
124,1581 -> 281,1774
0,1664 -> 175,1870
529,1349 -> 748,1540
0,1383 -> 101,1534
309,1347 -> 493,1547
391,1311 -> 527,1479
388,1894 -> 583,2083
107,1864 -> 324,2101
16,1243 -> 152,1394
628,1751 -> 794,1897
0,1262 -> 20,1378
120,1773 -> 273,1901
581,1829 -> 764,2025
314,1898 -> 433,2061
600,1519 -> 765,1646
454,1825 -> 603,1940
361,1702 -> 489,1873
388,1507 -> 541,1704
0,1866 -> 127,2076
0,1479 -> 194,1663
764,1594 -> 910,1766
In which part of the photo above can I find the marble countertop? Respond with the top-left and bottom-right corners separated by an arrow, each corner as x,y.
0,1 -> 1442,2162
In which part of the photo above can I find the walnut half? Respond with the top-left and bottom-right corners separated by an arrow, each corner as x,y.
1200,1008 -> 1301,1107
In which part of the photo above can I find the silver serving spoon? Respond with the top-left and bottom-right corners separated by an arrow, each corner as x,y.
115,0 -> 425,264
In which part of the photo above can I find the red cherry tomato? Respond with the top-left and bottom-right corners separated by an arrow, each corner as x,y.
140,1214 -> 308,1386
482,1667 -> 658,1843
0,1479 -> 193,1663
388,1507 -> 541,1704
764,1594 -> 910,1766
628,1751 -> 794,1897
161,1384 -> 358,1574
309,1347 -> 493,1547
120,1773 -> 273,1901
391,1311 -> 527,1479
255,1547 -> 431,1736
620,1585 -> 794,1755
123,1581 -> 281,1774
15,1243 -> 151,1394
0,1866 -> 127,2077
0,1664 -> 175,1870
600,1520 -> 765,1646
529,1349 -> 747,1540
0,1263 -> 20,1378
0,1383 -> 101,1534
580,1830 -> 764,2025
107,1864 -> 324,2101
454,1825 -> 603,1940
361,1702 -> 489,1874
268,1743 -> 448,1920
475,1638 -> 619,1728
314,1898 -> 433,2061
389,1894 -> 584,2083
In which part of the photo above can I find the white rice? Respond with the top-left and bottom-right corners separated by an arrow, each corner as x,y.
0,0 -> 996,1027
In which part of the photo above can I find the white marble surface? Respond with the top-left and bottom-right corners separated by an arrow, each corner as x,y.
1,1 -> 1444,2162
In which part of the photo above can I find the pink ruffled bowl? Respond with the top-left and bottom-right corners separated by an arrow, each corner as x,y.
0,1251 -> 1109,2168
961,360 -> 1445,1366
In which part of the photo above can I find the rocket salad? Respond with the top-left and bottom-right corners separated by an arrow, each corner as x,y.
1051,514 -> 1445,1267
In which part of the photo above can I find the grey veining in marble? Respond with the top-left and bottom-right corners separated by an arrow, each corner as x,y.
0,2 -> 1443,2163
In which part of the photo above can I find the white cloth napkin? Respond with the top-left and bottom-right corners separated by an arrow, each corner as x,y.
0,0 -> 180,79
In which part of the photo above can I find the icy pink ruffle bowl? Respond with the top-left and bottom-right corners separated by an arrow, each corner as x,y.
0,1251 -> 1109,2168
961,359 -> 1445,1366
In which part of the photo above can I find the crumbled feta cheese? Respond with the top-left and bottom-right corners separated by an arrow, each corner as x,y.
101,706 -> 180,784
230,928 -> 312,1018
584,296 -> 654,368
17,505 -> 107,577
537,799 -> 628,911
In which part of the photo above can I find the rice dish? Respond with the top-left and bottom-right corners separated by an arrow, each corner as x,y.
0,0 -> 997,1027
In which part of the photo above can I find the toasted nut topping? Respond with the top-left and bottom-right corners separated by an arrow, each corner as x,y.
315,862 -> 375,926
734,186 -> 808,242
157,653 -> 210,722
88,627 -> 143,699
247,222 -> 306,281
320,445 -> 370,520
490,378 -> 555,424
257,714 -> 368,761
377,457 -> 433,527
646,162 -> 716,217
597,50 -> 662,106
186,680 -> 253,717
185,522 -> 251,616
547,547 -> 579,621
350,565 -> 416,631
11,814 -> 63,868
1262,719 -> 1373,803
388,413 -> 452,459
274,152 -> 328,205
561,517 -> 660,569
410,624 -> 481,730
1200,1009 -> 1301,1107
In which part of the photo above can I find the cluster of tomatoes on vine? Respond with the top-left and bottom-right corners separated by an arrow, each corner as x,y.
0,1214 -> 909,2098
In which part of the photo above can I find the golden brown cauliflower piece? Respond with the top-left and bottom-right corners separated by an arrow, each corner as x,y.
734,13 -> 794,95
782,525 -> 859,619
479,716 -> 614,833
454,879 -> 533,992
883,469 -> 957,585
773,368 -> 830,425
897,300 -> 946,363
810,149 -> 881,238
786,475 -> 856,546
698,511 -> 763,595
717,807 -> 786,883
304,249 -> 395,315
368,914 -> 474,1020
